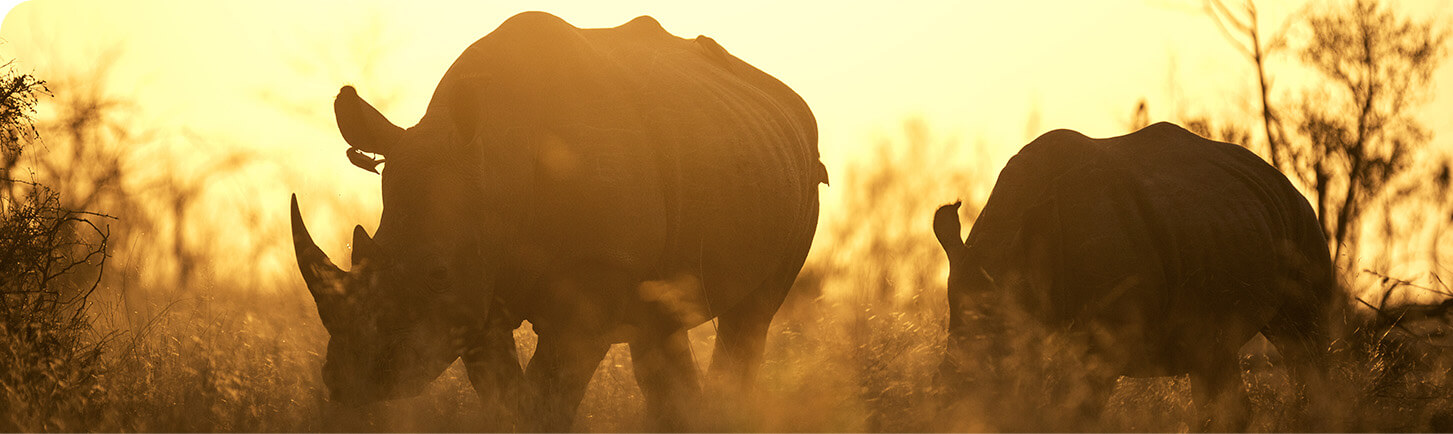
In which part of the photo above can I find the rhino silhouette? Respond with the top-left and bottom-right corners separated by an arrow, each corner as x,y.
291,11 -> 824,431
933,123 -> 1344,431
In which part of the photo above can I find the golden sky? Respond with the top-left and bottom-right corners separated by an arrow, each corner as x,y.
7,0 -> 1450,163
1,0 -> 1450,282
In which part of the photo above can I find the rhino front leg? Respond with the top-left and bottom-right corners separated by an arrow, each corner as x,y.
1189,354 -> 1251,432
460,323 -> 526,431
521,328 -> 611,432
1262,303 -> 1338,431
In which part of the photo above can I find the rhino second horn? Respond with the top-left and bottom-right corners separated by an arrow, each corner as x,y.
352,225 -> 377,267
291,194 -> 346,298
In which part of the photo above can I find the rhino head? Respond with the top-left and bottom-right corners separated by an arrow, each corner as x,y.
291,86 -> 486,405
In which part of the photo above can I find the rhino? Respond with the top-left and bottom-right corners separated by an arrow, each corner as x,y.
932,123 -> 1343,431
290,12 -> 825,431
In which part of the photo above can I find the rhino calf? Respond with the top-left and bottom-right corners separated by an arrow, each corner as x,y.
933,123 -> 1343,431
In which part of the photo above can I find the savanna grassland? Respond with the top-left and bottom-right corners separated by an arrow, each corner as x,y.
5,104 -> 1453,432
6,0 -> 1453,432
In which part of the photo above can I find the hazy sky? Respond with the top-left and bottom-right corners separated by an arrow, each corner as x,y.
1,0 -> 1450,277
7,0 -> 1450,164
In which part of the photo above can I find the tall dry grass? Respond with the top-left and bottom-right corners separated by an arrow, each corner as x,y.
5,64 -> 1453,431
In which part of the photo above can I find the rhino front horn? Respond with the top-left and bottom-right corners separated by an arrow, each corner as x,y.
291,194 -> 346,299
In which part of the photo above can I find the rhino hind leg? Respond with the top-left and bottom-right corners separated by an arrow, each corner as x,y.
629,327 -> 702,431
702,251 -> 808,430
708,291 -> 782,389
708,217 -> 814,395
701,283 -> 784,430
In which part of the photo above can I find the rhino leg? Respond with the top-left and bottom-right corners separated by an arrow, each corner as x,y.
521,330 -> 611,432
708,297 -> 777,390
701,247 -> 807,429
1261,305 -> 1336,430
709,211 -> 814,393
1062,371 -> 1116,431
1189,354 -> 1251,432
460,318 -> 526,430
630,327 -> 702,431
710,264 -> 806,388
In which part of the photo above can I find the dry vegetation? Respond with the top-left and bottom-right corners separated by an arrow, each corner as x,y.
5,91 -> 1453,431
5,0 -> 1453,431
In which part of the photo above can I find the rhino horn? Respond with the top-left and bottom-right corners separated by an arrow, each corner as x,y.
934,201 -> 967,260
335,85 -> 403,155
291,194 -> 346,299
351,224 -> 377,267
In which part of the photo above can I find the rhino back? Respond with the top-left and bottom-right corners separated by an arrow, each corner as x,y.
418,12 -> 821,321
965,123 -> 1329,371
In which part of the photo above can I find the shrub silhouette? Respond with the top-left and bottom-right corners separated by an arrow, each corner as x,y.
0,64 -> 112,432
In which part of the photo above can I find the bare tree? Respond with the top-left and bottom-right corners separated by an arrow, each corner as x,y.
1205,0 -> 1292,169
1204,0 -> 1447,271
1289,0 -> 1446,265
1127,98 -> 1252,147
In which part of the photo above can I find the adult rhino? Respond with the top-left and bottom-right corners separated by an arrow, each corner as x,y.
932,123 -> 1343,431
290,12 -> 824,431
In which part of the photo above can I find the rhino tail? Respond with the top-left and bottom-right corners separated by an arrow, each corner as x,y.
934,201 -> 966,259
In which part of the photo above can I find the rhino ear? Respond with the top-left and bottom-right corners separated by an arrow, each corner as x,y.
335,85 -> 404,155
934,201 -> 967,260
352,225 -> 377,267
